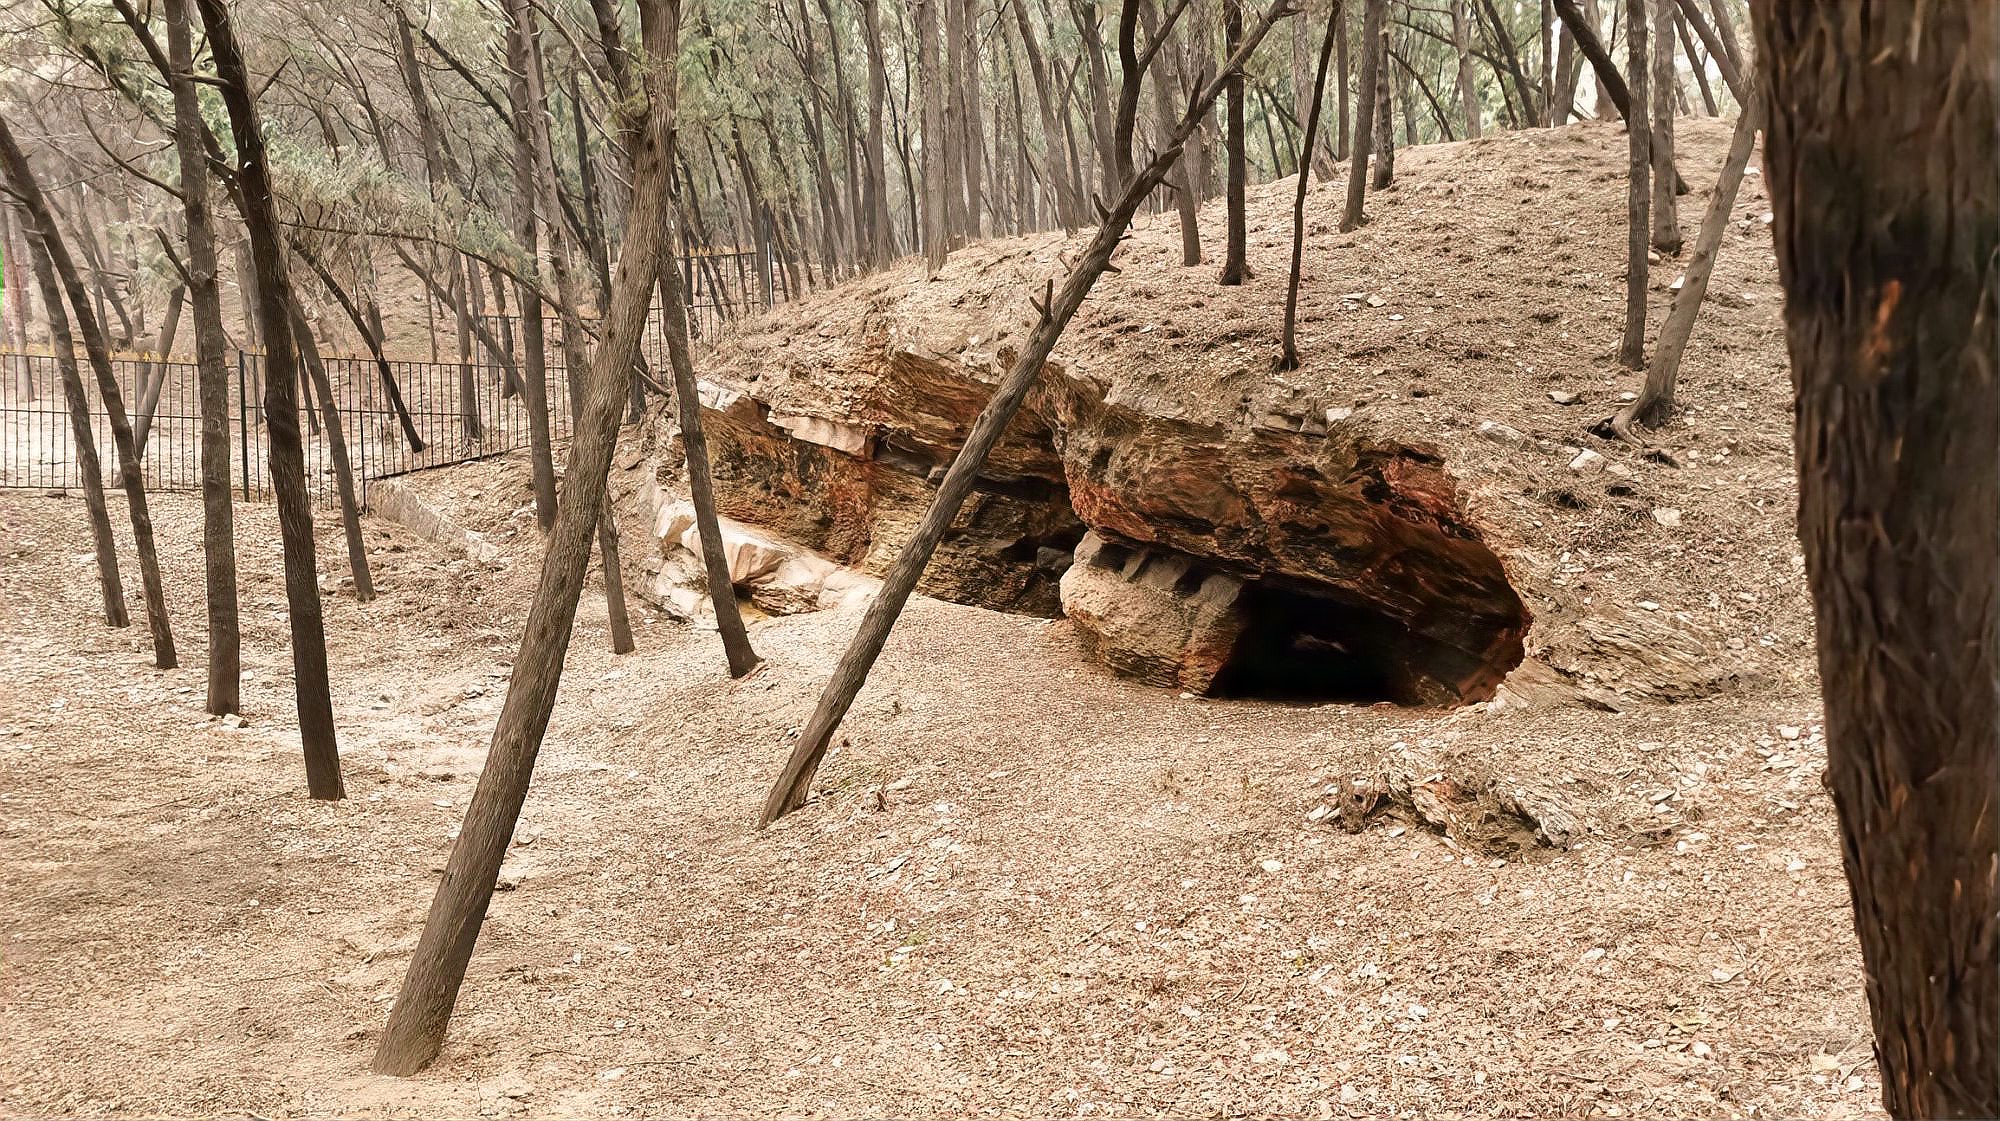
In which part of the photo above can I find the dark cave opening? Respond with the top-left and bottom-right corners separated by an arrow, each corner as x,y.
1208,582 -> 1512,706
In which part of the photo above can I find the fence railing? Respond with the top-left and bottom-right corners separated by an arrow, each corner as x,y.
0,345 -> 574,505
0,246 -> 785,504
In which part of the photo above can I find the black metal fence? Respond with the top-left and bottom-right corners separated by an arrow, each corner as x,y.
0,248 -> 783,503
0,346 -> 572,504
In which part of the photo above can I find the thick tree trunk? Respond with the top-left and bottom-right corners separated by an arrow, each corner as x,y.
1611,91 -> 1757,438
8,201 -> 126,628
0,122 -> 176,670
1618,0 -> 1649,369
161,0 -> 238,713
1754,4 -> 1997,1115
760,0 -> 1294,827
1648,0 -> 1681,254
194,0 -> 343,800
371,1 -> 686,1077
1218,0 -> 1251,283
1339,0 -> 1383,230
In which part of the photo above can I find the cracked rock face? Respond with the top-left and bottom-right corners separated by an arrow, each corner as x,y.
656,345 -> 1529,705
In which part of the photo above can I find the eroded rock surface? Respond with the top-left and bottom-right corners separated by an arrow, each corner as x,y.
651,345 -> 1530,704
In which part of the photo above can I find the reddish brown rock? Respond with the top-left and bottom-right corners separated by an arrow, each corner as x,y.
654,345 -> 1528,704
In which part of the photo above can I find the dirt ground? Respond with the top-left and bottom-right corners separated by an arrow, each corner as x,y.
1,116 -> 1881,1118
2,468 -> 1871,1118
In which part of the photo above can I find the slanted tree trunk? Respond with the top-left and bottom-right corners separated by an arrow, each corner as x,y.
659,262 -> 760,676
1672,0 -> 1741,105
0,121 -> 176,670
1754,4 -> 1997,1112
371,0 -> 687,1077
1648,0 -> 1681,254
1704,0 -> 1743,86
157,0 -> 238,713
1340,0 -> 1384,230
7,195 -> 125,627
1451,0 -> 1481,137
194,0 -> 343,800
1675,12 -> 1717,116
1151,0 -> 1202,265
1610,89 -> 1757,439
1617,0 -> 1649,370
760,0 -> 1295,827
1218,0 -> 1252,283
133,285 -> 183,453
1279,0 -> 1341,371
295,247 -> 425,453
289,306 -> 373,601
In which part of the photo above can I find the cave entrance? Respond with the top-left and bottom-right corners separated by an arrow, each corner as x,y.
1208,582 -> 1512,707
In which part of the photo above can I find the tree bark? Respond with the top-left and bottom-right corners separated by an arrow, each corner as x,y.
161,0 -> 238,713
1754,4 -> 1997,1114
760,0 -> 1296,827
1339,0 -> 1383,230
1218,0 -> 1251,283
1451,0 -> 1481,138
1675,11 -> 1717,116
1648,0 -> 1681,254
1671,0 -> 1741,104
194,0 -> 343,800
1369,21 -> 1394,188
915,0 -> 949,270
133,284 -> 184,453
371,0 -> 686,1076
0,121 -> 176,670
507,0 -> 559,531
1617,0 -> 1649,370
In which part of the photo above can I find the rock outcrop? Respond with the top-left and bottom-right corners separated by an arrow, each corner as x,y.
649,344 -> 1529,705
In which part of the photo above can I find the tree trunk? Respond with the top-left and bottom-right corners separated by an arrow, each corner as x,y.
1754,4 -> 1997,1112
1611,90 -> 1756,439
289,307 -> 374,600
760,0 -> 1294,827
1451,0 -> 1481,138
193,0 -> 343,800
1617,0 -> 1649,370
1648,0 -> 1680,254
1672,0 -> 1741,105
915,0 -> 949,270
507,0 -> 559,531
1335,0 -> 1351,158
658,263 -> 760,676
1675,11 -> 1717,116
1151,0 -> 1202,265
959,0 -> 987,239
1540,0 -> 1555,123
1370,21 -> 1394,188
371,0 -> 686,1077
1013,0 -> 1085,230
1552,23 -> 1578,122
8,195 -> 126,628
1218,0 -> 1251,283
133,284 -> 184,453
1279,0 -> 1341,371
859,0 -> 898,261
0,122 -> 176,670
160,0 -> 239,714
1339,0 -> 1383,230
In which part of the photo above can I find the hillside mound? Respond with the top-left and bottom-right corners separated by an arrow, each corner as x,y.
646,117 -> 1810,708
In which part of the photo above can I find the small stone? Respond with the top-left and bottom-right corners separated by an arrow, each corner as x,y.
1477,420 -> 1528,448
1692,1041 -> 1714,1059
1651,507 -> 1682,527
1548,390 -> 1579,405
1637,601 -> 1661,611
1569,449 -> 1607,472
219,713 -> 245,729
1619,391 -> 1638,402
1365,295 -> 1387,308
1340,1084 -> 1361,1104
1259,859 -> 1284,873
1778,724 -> 1801,741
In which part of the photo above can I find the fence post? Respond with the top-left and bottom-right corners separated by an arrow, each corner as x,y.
236,348 -> 251,500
